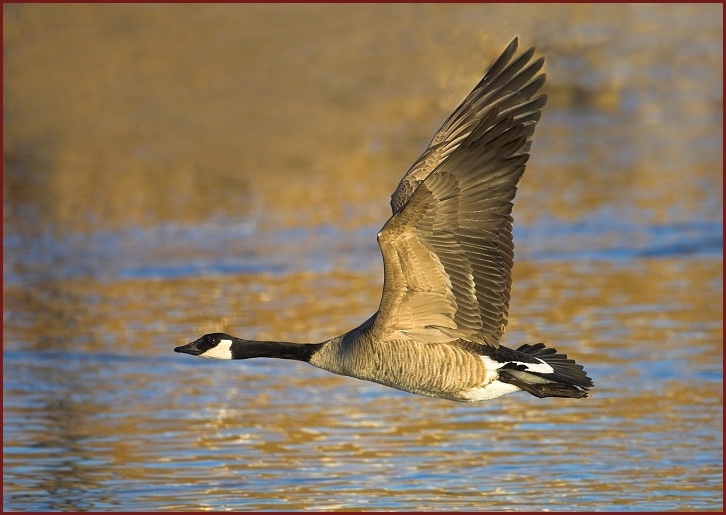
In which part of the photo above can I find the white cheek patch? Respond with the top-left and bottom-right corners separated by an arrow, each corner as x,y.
200,339 -> 234,360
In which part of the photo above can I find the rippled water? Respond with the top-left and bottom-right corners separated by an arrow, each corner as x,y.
4,3 -> 723,511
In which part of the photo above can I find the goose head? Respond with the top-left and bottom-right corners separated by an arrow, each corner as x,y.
174,333 -> 237,360
175,333 -> 322,361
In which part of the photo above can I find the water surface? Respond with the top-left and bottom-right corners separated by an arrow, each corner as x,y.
3,3 -> 723,511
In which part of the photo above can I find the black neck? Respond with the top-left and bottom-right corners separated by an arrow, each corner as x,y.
232,338 -> 324,362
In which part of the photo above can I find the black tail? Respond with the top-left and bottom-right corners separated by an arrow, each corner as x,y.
497,343 -> 593,399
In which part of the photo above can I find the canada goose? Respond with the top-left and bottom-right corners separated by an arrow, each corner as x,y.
175,38 -> 593,402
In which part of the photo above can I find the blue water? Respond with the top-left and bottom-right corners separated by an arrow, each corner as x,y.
3,212 -> 722,286
3,4 -> 723,510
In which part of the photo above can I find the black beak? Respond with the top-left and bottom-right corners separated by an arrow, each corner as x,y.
174,340 -> 203,355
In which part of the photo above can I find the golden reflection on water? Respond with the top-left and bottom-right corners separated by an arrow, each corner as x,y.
4,3 -> 722,233
3,2 -> 722,511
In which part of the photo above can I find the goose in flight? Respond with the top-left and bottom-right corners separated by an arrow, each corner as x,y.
175,38 -> 593,402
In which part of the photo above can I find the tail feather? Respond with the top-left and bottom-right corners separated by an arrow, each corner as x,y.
517,342 -> 593,389
497,343 -> 593,399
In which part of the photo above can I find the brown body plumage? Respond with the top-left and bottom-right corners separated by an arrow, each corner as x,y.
175,38 -> 593,402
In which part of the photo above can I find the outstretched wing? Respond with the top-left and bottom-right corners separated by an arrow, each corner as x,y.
390,37 -> 544,215
371,39 -> 547,348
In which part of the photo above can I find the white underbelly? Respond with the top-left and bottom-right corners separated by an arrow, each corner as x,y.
457,380 -> 522,401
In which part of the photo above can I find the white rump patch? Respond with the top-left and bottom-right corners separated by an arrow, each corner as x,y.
482,355 -> 554,374
200,339 -> 234,360
461,353 -> 556,401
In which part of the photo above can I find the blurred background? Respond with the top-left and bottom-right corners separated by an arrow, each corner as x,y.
3,3 -> 722,511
